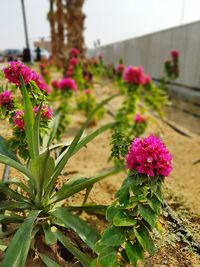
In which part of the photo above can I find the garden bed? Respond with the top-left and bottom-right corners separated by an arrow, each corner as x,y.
0,76 -> 200,266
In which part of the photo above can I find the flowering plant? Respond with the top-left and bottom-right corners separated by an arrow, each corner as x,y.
0,67 -> 122,266
76,89 -> 105,124
164,50 -> 179,81
94,135 -> 172,266
1,61 -> 52,159
132,113 -> 148,137
49,77 -> 77,141
110,65 -> 167,166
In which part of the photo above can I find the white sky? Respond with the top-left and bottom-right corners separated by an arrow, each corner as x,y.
0,0 -> 200,50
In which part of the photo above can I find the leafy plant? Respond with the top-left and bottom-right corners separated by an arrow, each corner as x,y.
94,134 -> 172,267
76,89 -> 105,124
0,75 -> 122,266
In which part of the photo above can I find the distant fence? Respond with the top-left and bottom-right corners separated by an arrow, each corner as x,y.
88,21 -> 200,90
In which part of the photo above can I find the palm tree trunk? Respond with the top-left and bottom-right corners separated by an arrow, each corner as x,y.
48,0 -> 57,58
65,0 -> 85,55
56,0 -> 65,61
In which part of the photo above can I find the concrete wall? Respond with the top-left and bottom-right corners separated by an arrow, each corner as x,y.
88,21 -> 200,88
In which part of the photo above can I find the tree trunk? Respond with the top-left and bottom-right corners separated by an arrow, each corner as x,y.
65,0 -> 85,55
56,0 -> 65,61
48,0 -> 57,58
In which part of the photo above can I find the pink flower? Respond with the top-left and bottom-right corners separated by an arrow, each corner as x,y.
0,91 -> 12,106
84,89 -> 92,94
39,63 -> 46,70
69,57 -> 79,66
126,135 -> 172,177
31,71 -> 51,94
70,48 -> 80,57
171,50 -> 179,62
66,65 -> 75,77
66,69 -> 74,77
51,80 -> 59,89
13,110 -> 24,130
116,64 -> 125,74
33,105 -> 53,120
42,69 -> 49,75
3,61 -> 32,86
134,113 -> 146,123
123,66 -> 145,85
59,78 -> 77,91
144,74 -> 152,85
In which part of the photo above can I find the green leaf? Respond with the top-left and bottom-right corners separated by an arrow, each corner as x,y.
46,94 -> 118,196
106,204 -> 120,222
0,214 -> 24,224
96,226 -> 125,249
51,208 -> 100,249
125,241 -> 144,267
2,210 -> 40,267
0,135 -> 19,162
96,247 -> 119,267
0,154 -> 35,183
0,182 -> 30,203
39,253 -> 61,267
154,185 -> 164,203
53,228 -> 92,267
134,224 -> 155,256
146,195 -> 161,214
28,149 -> 55,202
29,80 -> 43,95
20,76 -> 36,159
49,167 -> 123,204
47,142 -> 70,152
113,210 -> 136,227
33,100 -> 43,156
138,204 -> 157,227
0,200 -> 31,211
43,111 -> 60,148
42,223 -> 57,245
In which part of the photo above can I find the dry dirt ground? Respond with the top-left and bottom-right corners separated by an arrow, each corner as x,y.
0,75 -> 200,266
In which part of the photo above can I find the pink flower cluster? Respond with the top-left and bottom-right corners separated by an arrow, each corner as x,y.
0,91 -> 12,106
66,57 -> 79,77
69,57 -> 79,66
126,135 -> 172,177
134,113 -> 146,123
58,77 -> 77,91
31,71 -> 51,94
3,61 -> 32,86
13,110 -> 24,130
171,50 -> 179,62
70,48 -> 80,57
66,65 -> 75,77
51,80 -> 59,89
2,61 -> 51,94
33,105 -> 53,120
123,66 -> 152,86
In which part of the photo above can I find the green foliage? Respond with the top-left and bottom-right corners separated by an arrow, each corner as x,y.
1,210 -> 40,267
76,91 -> 105,123
94,172 -> 164,266
109,127 -> 130,166
0,79 -> 121,266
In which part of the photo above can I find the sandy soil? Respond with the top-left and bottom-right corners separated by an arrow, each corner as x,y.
0,77 -> 200,266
